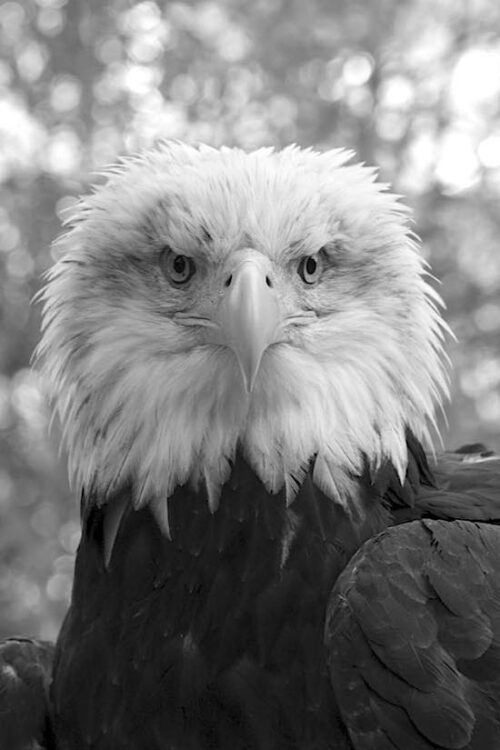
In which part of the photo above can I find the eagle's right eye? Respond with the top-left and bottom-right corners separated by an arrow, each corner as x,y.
160,249 -> 196,285
297,253 -> 323,285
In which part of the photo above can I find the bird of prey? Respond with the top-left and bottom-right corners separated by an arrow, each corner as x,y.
7,143 -> 500,749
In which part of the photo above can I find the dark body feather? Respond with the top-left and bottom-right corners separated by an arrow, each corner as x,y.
327,520 -> 500,749
47,438 -> 500,750
0,637 -> 55,750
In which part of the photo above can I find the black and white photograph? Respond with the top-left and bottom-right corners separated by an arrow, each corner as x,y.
0,1 -> 499,748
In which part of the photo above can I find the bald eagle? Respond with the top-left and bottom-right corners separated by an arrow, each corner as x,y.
8,143 -> 500,749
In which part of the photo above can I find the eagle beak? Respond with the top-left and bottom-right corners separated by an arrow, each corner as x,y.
216,252 -> 281,393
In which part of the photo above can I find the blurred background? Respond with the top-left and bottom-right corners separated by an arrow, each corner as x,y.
0,0 -> 499,639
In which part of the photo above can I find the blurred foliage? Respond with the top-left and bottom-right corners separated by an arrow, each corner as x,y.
0,0 -> 499,639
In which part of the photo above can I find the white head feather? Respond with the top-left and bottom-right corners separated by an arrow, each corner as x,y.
36,142 -> 449,519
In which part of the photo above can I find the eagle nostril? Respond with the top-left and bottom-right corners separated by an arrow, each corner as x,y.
265,275 -> 273,288
224,274 -> 232,288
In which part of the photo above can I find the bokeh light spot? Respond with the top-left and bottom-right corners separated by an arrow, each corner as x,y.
44,129 -> 82,175
342,53 -> 373,87
0,3 -> 26,44
46,572 -> 72,601
6,248 -> 34,279
0,221 -> 20,253
37,7 -> 65,37
11,369 -> 48,433
58,521 -> 80,554
435,130 -> 479,192
478,135 -> 500,169
450,47 -> 500,111
16,41 -> 48,82
50,75 -> 82,112
95,36 -> 123,65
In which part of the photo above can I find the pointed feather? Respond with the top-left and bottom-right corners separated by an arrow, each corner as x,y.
102,492 -> 129,568
150,496 -> 172,540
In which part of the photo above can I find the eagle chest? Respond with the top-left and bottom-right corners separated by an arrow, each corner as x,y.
52,466 -> 353,749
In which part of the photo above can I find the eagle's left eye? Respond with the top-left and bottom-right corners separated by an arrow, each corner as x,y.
297,253 -> 323,285
161,249 -> 196,285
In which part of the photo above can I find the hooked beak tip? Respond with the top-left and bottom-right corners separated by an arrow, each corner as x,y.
244,370 -> 257,395
236,353 -> 262,394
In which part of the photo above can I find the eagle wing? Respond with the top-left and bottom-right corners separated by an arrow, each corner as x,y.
326,518 -> 500,749
415,446 -> 500,521
0,637 -> 55,750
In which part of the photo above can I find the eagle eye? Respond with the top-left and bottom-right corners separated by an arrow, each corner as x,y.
298,253 -> 323,285
160,249 -> 196,285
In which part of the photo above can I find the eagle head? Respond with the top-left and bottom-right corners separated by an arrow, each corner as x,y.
37,143 -> 448,528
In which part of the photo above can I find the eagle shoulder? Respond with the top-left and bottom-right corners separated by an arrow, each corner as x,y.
326,519 -> 500,749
